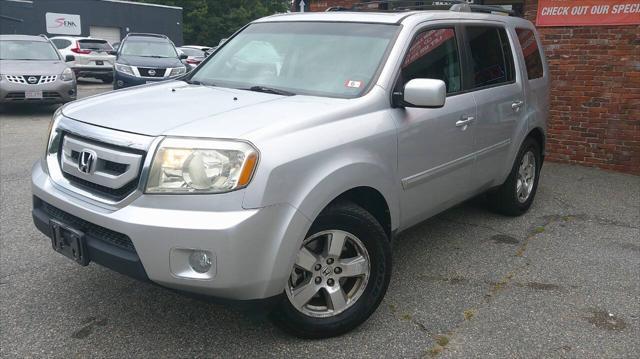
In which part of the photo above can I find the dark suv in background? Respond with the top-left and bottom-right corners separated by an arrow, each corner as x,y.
112,33 -> 187,89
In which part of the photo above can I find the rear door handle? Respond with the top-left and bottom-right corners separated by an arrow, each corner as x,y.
455,116 -> 475,128
512,100 -> 524,111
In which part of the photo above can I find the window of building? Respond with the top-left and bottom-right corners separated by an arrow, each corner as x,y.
399,27 -> 461,94
516,28 -> 544,80
467,26 -> 515,88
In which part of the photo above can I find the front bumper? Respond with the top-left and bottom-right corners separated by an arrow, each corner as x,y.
113,71 -> 176,89
73,66 -> 113,78
0,79 -> 76,104
31,160 -> 310,300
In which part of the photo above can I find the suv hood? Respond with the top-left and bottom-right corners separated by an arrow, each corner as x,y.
62,81 -> 350,139
0,60 -> 68,75
116,55 -> 183,68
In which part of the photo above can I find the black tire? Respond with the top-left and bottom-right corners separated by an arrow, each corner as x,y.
270,201 -> 392,338
487,137 -> 542,216
99,75 -> 113,84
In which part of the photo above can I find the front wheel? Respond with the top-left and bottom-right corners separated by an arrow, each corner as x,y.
270,201 -> 391,338
487,137 -> 542,216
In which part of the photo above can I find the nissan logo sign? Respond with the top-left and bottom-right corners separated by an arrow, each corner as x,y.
27,76 -> 38,84
148,69 -> 156,76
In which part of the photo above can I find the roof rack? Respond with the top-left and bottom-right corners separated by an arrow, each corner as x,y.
326,0 -> 514,16
124,32 -> 169,39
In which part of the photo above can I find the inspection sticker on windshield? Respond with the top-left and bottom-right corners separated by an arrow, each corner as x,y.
345,80 -> 363,89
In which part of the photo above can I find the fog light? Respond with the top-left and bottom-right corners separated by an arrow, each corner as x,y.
188,250 -> 212,273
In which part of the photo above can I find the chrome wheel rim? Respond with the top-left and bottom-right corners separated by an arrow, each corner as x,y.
516,150 -> 536,203
286,230 -> 371,318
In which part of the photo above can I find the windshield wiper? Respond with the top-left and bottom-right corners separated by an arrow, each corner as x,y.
247,86 -> 295,96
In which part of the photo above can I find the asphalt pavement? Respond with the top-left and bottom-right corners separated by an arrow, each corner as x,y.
1,82 -> 639,358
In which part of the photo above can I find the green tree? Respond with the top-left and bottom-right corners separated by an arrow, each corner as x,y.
137,0 -> 290,45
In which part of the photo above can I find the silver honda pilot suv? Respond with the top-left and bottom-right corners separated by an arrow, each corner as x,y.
32,6 -> 549,338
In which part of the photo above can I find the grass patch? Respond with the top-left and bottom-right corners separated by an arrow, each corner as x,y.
435,335 -> 449,347
463,309 -> 476,321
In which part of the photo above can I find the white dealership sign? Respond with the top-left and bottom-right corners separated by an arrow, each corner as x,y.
45,13 -> 81,35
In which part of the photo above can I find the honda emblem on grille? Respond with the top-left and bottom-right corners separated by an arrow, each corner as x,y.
148,69 -> 156,76
78,150 -> 97,174
27,76 -> 38,84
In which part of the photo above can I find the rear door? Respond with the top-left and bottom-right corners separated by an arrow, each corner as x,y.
463,24 -> 524,189
390,25 -> 478,228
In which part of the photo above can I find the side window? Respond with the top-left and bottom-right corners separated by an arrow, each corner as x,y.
516,28 -> 544,80
51,39 -> 71,49
467,26 -> 515,89
399,27 -> 461,94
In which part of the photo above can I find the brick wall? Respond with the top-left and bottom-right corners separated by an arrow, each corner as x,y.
524,1 -> 640,175
299,0 -> 640,174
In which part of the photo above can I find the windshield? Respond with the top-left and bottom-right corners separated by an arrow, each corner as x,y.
0,40 -> 60,61
191,22 -> 399,98
120,40 -> 177,58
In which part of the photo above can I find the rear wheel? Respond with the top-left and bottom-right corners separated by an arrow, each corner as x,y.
487,137 -> 542,216
270,201 -> 391,338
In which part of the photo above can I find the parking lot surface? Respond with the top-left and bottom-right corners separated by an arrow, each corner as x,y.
1,82 -> 639,358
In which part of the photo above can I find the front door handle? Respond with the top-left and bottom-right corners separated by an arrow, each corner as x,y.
512,100 -> 524,111
455,116 -> 475,128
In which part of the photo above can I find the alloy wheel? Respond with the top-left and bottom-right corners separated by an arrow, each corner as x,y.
286,230 -> 371,318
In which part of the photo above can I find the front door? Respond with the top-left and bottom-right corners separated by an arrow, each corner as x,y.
390,26 -> 478,229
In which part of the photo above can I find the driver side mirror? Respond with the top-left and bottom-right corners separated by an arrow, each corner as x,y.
179,53 -> 188,60
107,50 -> 118,56
64,54 -> 75,62
395,79 -> 446,108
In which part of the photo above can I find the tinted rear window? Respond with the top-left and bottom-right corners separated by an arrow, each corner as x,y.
52,38 -> 72,49
78,40 -> 112,51
467,26 -> 515,89
516,28 -> 544,80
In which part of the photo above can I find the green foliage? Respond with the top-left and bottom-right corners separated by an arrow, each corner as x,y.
136,0 -> 290,45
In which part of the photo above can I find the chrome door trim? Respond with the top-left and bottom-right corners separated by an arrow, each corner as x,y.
401,139 -> 511,190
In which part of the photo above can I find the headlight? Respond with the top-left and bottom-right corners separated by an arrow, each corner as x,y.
60,67 -> 74,81
115,63 -> 135,76
169,66 -> 186,77
146,138 -> 259,194
44,107 -> 64,173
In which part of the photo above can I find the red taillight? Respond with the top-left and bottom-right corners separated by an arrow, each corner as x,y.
186,58 -> 200,65
71,41 -> 91,55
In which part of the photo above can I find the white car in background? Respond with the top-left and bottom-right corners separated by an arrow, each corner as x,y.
50,37 -> 115,83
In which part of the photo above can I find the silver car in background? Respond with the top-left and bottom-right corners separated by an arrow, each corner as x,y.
0,34 -> 76,104
31,5 -> 549,338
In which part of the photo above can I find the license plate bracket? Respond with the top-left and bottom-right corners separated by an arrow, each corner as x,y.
50,220 -> 89,266
25,91 -> 43,99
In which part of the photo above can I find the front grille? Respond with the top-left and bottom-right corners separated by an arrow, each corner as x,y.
4,75 -> 57,84
38,199 -> 136,252
62,173 -> 141,199
137,67 -> 166,77
58,134 -> 146,201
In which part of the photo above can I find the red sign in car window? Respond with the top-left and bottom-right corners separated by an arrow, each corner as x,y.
402,29 -> 455,68
536,0 -> 640,27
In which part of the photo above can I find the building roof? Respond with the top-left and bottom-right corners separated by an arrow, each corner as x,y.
98,0 -> 182,10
